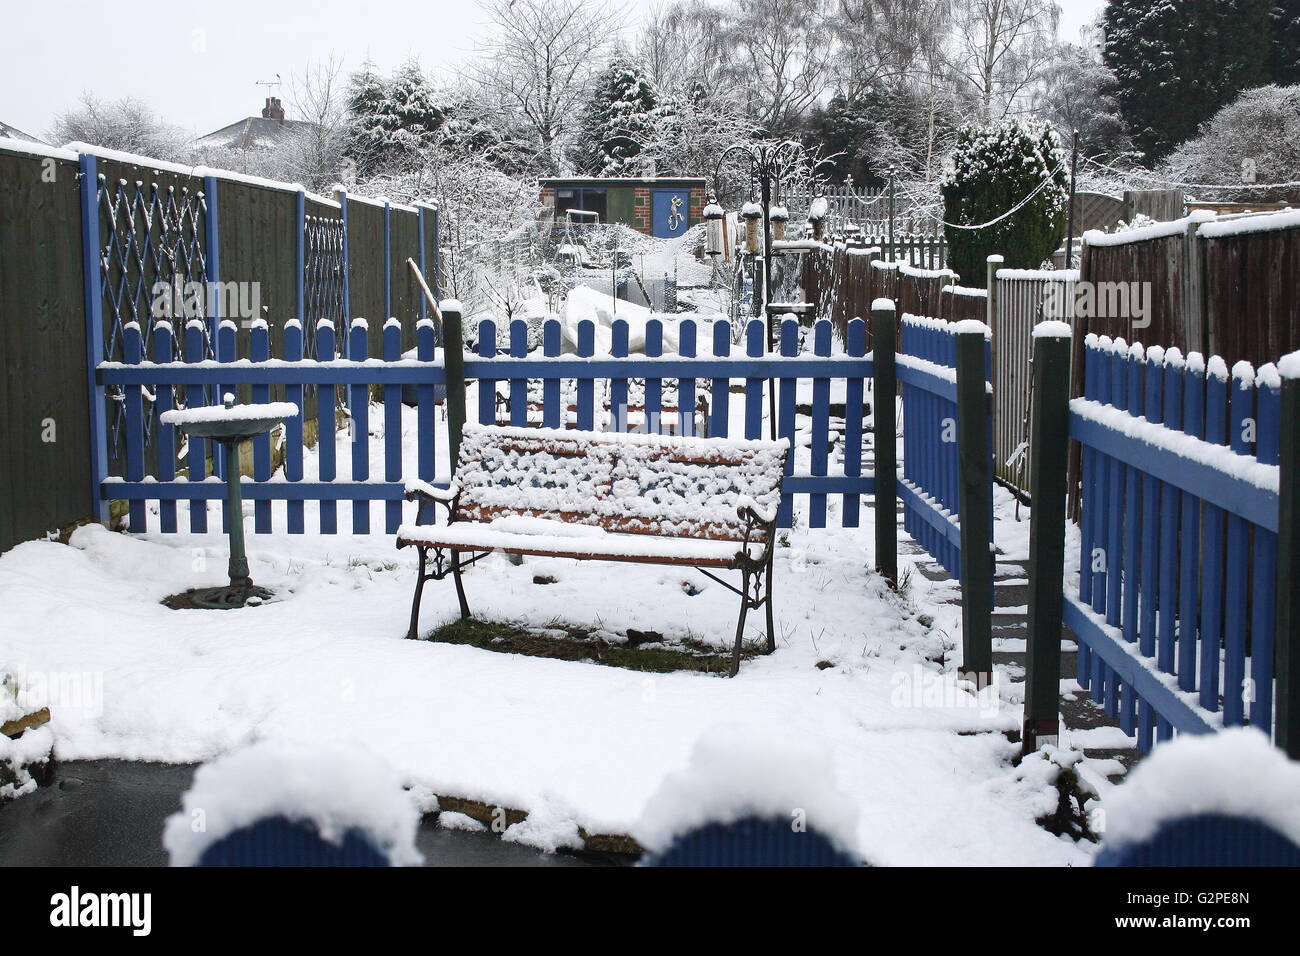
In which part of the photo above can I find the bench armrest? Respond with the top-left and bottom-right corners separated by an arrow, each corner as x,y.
404,478 -> 459,503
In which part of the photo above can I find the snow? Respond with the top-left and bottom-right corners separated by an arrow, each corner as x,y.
162,738 -> 424,867
1196,209 -> 1300,239
0,723 -> 54,801
439,298 -> 463,314
633,726 -> 860,855
996,268 -> 1080,281
1207,356 -> 1229,381
950,320 -> 991,338
1278,351 -> 1300,380
1032,320 -> 1073,339
1082,211 -> 1216,247
1231,360 -> 1255,386
1256,362 -> 1281,390
872,298 -> 895,312
807,197 -> 829,221
160,402 -> 300,426
1101,728 -> 1300,852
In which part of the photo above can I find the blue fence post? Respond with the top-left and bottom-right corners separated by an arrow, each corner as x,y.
123,322 -> 146,532
350,319 -> 370,534
284,320 -> 305,535
1251,368 -> 1281,733
251,319 -> 272,534
432,204 -> 440,300
710,320 -> 730,439
1276,356 -> 1300,759
577,319 -> 595,431
155,321 -> 177,534
776,318 -> 799,529
78,152 -> 108,523
416,317 -> 439,485
205,175 -> 224,482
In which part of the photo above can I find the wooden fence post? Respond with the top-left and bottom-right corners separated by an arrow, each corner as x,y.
1022,325 -> 1073,754
1276,355 -> 1300,759
955,324 -> 994,680
872,299 -> 898,585
441,300 -> 466,472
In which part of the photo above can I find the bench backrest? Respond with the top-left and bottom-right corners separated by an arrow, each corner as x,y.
454,424 -> 788,543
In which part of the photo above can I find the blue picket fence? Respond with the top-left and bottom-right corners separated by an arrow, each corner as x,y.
896,314 -> 992,577
1067,334 -> 1282,752
96,313 -> 877,534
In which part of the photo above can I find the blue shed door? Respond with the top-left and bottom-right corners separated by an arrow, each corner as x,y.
651,189 -> 690,238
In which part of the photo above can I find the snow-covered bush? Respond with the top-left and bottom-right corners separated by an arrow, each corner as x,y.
940,121 -> 1068,282
1161,85 -> 1300,202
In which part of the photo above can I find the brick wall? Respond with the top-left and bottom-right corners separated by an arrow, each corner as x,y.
633,186 -> 651,234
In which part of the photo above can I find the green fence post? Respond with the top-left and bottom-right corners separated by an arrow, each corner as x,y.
1022,325 -> 1073,755
441,300 -> 466,471
1276,355 -> 1300,759
956,324 -> 994,680
872,299 -> 898,586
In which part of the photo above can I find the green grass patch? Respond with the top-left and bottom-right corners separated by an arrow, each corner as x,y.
420,617 -> 756,675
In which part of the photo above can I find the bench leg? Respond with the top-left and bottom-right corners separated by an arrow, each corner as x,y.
730,570 -> 751,678
407,547 -> 429,640
451,548 -> 471,620
764,559 -> 776,655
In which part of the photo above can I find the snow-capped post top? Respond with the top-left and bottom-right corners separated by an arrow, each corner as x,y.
871,298 -> 896,313
439,298 -> 463,314
632,727 -> 860,858
1031,320 -> 1073,339
740,201 -> 762,219
703,199 -> 724,220
223,392 -> 235,408
1100,728 -> 1300,853
986,254 -> 1004,264
951,319 -> 991,339
768,205 -> 789,222
807,196 -> 829,221
1279,350 -> 1300,381
162,739 -> 424,867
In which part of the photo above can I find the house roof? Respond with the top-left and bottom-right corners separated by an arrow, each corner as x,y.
0,120 -> 46,145
194,116 -> 311,151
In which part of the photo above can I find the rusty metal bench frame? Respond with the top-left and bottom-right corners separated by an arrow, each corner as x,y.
397,427 -> 786,676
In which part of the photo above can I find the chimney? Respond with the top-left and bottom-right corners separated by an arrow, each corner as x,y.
262,97 -> 285,122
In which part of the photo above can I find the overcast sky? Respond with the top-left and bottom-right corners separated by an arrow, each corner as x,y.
1,0 -> 1107,141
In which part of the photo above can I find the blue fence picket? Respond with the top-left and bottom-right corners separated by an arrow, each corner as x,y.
645,319 -> 663,433
384,319 -> 403,534
155,321 -> 177,534
183,320 -> 209,533
678,318 -> 696,437
1200,362 -> 1228,711
123,322 -> 146,532
1251,369 -> 1281,733
284,320 -> 305,535
1223,364 -> 1254,727
1119,343 -> 1144,734
611,320 -> 629,432
509,319 -> 528,428
777,319 -> 799,528
251,320 -> 272,534
1102,341 -> 1127,716
576,320 -> 595,431
842,318 -> 866,528
417,318 -> 439,482
217,321 -> 237,532
317,320 -> 337,535
710,320 -> 730,439
810,319 -> 832,528
744,320 -> 764,440
477,319 -> 496,427
350,320 -> 370,534
1178,355 -> 1205,692
543,319 -> 561,429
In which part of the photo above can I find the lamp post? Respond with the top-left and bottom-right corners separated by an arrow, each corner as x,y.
715,141 -> 808,439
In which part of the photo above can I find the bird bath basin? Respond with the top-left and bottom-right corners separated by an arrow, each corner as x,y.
160,394 -> 298,609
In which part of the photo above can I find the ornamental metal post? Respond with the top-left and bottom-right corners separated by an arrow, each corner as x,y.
78,152 -> 108,523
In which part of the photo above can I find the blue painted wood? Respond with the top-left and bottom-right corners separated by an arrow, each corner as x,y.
1200,369 -> 1228,711
477,319 -> 496,427
1119,346 -> 1143,735
251,321 -> 272,534
100,364 -> 450,387
611,320 -> 629,432
744,320 -> 764,441
810,320 -> 832,528
777,319 -> 799,529
154,322 -> 177,534
577,319 -> 595,432
1178,358 -> 1204,691
843,318 -> 867,528
123,323 -> 146,532
317,320 -> 337,535
543,318 -> 561,429
1103,344 -> 1126,715
183,322 -> 209,534
108,481 -> 415,501
677,318 -> 696,437
294,190 -> 306,347
417,319 -> 438,485
710,320 -> 730,440
509,319 -> 528,428
383,320 -> 403,535
1077,344 -> 1097,686
1156,358 -> 1183,685
1091,342 -> 1112,624
339,190 -> 351,339
205,176 -> 222,364
896,480 -> 962,549
350,321 -> 370,534
1251,376 -> 1281,733
217,322 -> 237,528
285,320 -> 305,534
645,319 -> 664,433
1223,369 -> 1254,727
78,153 -> 109,524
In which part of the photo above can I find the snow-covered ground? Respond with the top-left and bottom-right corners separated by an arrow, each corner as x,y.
0,384 -> 1094,865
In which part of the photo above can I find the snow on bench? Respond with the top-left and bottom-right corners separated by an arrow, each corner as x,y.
397,424 -> 790,676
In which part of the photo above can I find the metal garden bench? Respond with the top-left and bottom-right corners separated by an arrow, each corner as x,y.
397,424 -> 789,676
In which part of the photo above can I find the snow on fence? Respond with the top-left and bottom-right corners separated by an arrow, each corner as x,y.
97,312 -> 878,534
1066,335 -> 1284,753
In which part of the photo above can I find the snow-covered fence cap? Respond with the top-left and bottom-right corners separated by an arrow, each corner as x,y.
871,298 -> 896,313
163,739 -> 424,867
1031,320 -> 1073,340
632,726 -> 859,858
951,319 -> 992,339
1099,728 -> 1300,854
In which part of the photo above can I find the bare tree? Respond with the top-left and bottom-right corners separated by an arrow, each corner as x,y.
279,56 -> 352,191
732,0 -> 834,134
829,0 -> 951,106
50,93 -> 189,160
474,0 -> 625,173
946,0 -> 1060,123
638,0 -> 742,96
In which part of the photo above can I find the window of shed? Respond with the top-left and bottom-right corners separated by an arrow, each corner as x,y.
554,188 -> 607,224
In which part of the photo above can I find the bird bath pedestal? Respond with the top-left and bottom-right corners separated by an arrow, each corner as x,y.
161,395 -> 298,609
